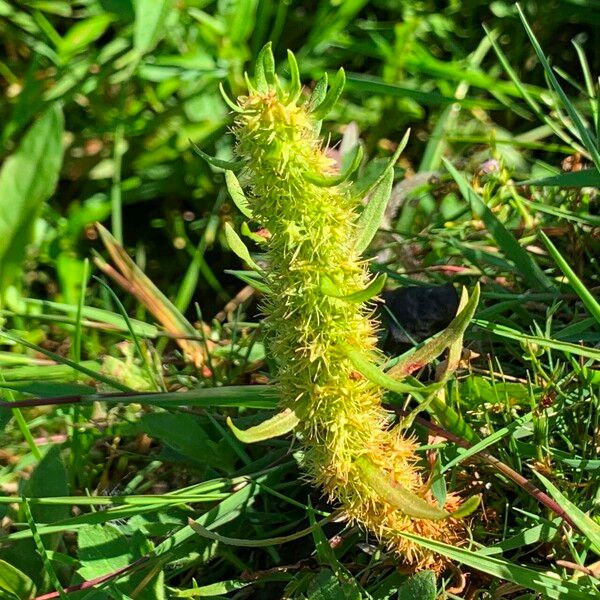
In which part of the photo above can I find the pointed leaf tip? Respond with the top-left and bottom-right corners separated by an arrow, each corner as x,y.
286,49 -> 301,104
449,494 -> 480,519
225,170 -> 253,219
312,68 -> 346,120
224,222 -> 262,272
191,141 -> 244,172
355,455 -> 450,520
227,408 -> 300,443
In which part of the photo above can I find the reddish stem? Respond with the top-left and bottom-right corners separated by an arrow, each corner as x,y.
385,404 -> 576,529
33,557 -> 150,600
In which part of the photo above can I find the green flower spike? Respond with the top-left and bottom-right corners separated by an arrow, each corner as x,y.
204,45 -> 479,570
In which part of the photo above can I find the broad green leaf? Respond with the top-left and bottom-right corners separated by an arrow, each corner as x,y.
59,13 -> 114,60
225,170 -> 253,218
306,570 -> 361,600
224,222 -> 262,271
398,531 -> 597,600
139,412 -> 226,468
305,144 -> 363,187
0,560 -> 35,600
226,408 -> 300,443
0,106 -> 64,290
312,68 -> 345,120
133,0 -> 173,55
534,471 -> 600,555
321,273 -> 386,303
26,446 -> 70,525
398,571 -> 436,600
443,158 -> 554,291
355,455 -> 450,520
77,524 -> 131,580
520,168 -> 600,187
540,231 -> 600,326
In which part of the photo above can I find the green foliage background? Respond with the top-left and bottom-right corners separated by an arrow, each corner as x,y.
0,0 -> 599,598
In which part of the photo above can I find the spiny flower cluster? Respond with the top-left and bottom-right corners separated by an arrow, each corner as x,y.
222,47 -> 469,569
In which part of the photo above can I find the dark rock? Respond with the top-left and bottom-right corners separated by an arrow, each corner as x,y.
378,283 -> 459,354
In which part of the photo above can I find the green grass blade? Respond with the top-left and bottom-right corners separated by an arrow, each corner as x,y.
517,4 -> 600,170
540,231 -> 600,326
443,158 -> 554,291
398,531 -> 598,599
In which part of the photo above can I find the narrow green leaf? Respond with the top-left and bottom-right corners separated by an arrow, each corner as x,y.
355,455 -> 450,520
261,42 -> 276,86
516,4 -> 600,171
286,49 -> 301,104
474,319 -> 600,361
308,74 -> 328,111
387,285 -> 480,380
0,381 -> 95,397
342,346 -> 426,395
305,144 -> 363,187
241,222 -> 266,244
0,328 -> 133,392
254,42 -> 275,92
0,105 -> 64,289
533,471 -> 600,555
219,82 -> 244,113
133,0 -> 173,55
23,297 -> 159,337
312,68 -> 345,120
191,142 -> 244,172
225,269 -> 271,293
520,169 -> 600,187
355,129 -> 410,253
443,158 -> 554,291
540,231 -> 600,326
188,516 -> 327,548
355,167 -> 393,254
321,273 -> 386,303
225,170 -> 253,218
398,531 -> 596,600
224,223 -> 262,271
172,579 -> 252,597
227,408 -> 300,443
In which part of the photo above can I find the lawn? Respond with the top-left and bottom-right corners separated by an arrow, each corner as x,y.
0,1 -> 599,598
